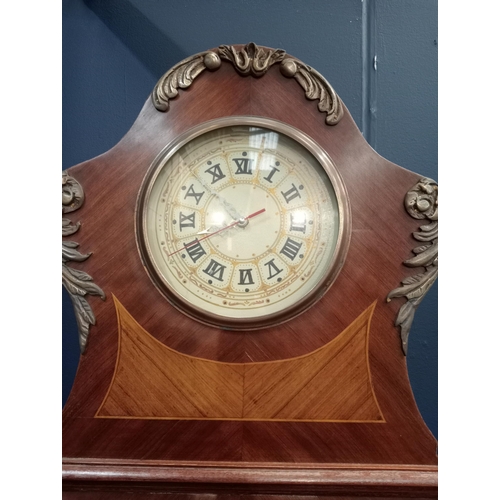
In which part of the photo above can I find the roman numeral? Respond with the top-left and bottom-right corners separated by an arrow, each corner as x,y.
203,259 -> 227,282
281,183 -> 301,204
290,213 -> 307,233
233,158 -> 253,175
238,268 -> 255,285
184,238 -> 206,263
179,211 -> 195,231
205,163 -> 226,184
184,184 -> 205,205
280,237 -> 303,261
263,166 -> 280,183
263,258 -> 283,280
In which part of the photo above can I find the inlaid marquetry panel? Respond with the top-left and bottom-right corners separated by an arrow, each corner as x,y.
96,297 -> 383,422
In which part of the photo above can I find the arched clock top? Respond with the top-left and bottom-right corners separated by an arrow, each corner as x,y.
152,42 -> 344,125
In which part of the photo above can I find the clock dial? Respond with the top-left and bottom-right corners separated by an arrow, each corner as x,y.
137,117 -> 350,329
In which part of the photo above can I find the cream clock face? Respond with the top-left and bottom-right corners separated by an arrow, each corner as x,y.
137,117 -> 350,329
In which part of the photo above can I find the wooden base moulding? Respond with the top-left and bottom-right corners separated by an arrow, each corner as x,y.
63,459 -> 437,497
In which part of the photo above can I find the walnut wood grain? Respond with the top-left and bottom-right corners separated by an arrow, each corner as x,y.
63,45 -> 437,497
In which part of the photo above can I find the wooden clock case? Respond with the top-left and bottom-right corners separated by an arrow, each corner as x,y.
62,44 -> 438,498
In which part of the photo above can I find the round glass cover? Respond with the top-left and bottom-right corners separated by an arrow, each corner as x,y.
137,117 -> 350,329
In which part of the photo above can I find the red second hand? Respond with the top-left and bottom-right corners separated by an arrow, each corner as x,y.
168,208 -> 266,257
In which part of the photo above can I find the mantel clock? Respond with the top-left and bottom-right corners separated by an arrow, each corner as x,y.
62,43 -> 438,498
136,117 -> 350,329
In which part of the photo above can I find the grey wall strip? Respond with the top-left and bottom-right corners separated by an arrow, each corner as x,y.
361,0 -> 377,148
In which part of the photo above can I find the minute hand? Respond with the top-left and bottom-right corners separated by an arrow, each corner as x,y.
195,175 -> 243,220
168,208 -> 266,257
218,196 -> 243,221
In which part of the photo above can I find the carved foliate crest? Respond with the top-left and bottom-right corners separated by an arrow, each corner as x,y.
152,43 -> 343,125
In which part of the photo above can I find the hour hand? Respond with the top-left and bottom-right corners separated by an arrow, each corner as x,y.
195,175 -> 243,220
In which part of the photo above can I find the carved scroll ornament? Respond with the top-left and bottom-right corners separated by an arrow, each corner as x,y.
279,57 -> 344,125
152,50 -> 222,112
218,42 -> 285,77
152,42 -> 344,125
387,178 -> 438,355
62,172 -> 105,354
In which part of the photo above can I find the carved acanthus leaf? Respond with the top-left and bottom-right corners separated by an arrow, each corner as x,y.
62,240 -> 90,263
152,51 -> 221,111
62,172 -> 105,354
62,218 -> 80,236
387,178 -> 438,355
281,60 -> 344,125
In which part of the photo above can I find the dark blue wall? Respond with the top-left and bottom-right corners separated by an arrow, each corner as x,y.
63,0 -> 437,438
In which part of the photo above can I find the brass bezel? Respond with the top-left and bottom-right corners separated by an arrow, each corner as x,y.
136,116 -> 351,330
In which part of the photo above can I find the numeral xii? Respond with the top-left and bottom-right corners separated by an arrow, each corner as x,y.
232,157 -> 253,175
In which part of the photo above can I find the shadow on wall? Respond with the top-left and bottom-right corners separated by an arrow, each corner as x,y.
84,0 -> 187,79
